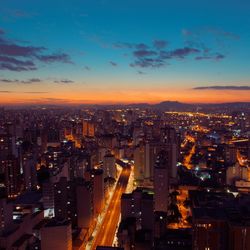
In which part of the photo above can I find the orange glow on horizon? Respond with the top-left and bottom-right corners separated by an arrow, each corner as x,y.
0,88 -> 249,105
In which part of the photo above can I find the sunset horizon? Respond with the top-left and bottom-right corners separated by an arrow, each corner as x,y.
1,83 -> 250,105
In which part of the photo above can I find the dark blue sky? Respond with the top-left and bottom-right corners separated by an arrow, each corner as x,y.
0,0 -> 250,104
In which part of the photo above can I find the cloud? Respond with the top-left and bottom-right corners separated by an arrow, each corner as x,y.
133,49 -> 157,58
169,47 -> 200,59
0,56 -> 35,66
84,66 -> 91,70
0,78 -> 74,84
0,78 -> 19,83
130,46 -> 200,68
0,90 -> 48,93
0,63 -> 36,71
153,40 -> 168,50
24,91 -> 48,94
114,40 -> 197,68
0,55 -> 37,71
195,56 -> 212,61
113,42 -> 149,50
36,53 -> 72,64
215,53 -> 225,60
109,61 -> 118,66
54,79 -> 74,83
113,42 -> 148,50
195,53 -> 225,61
0,30 -> 72,71
137,71 -> 146,75
21,78 -> 41,84
193,85 -> 250,90
0,43 -> 45,57
130,58 -> 165,68
40,97 -> 71,103
158,47 -> 200,60
0,78 -> 41,83
114,33 -> 227,69
0,90 -> 12,93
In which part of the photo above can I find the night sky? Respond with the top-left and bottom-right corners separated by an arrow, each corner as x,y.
0,0 -> 250,104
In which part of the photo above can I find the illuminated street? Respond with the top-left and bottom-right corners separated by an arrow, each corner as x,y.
182,135 -> 196,170
168,189 -> 191,229
237,149 -> 249,167
90,167 -> 131,250
176,189 -> 191,228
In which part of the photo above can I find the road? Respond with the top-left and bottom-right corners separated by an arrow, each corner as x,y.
91,167 -> 131,250
237,149 -> 249,167
183,144 -> 195,169
182,135 -> 196,170
176,190 -> 191,228
168,189 -> 191,230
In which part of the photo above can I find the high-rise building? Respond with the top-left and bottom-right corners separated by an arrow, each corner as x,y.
85,168 -> 104,217
83,120 -> 95,137
228,222 -> 250,250
117,217 -> 136,250
192,207 -> 228,250
154,211 -> 167,239
121,188 -> 154,230
23,156 -> 37,190
46,127 -> 60,148
160,126 -> 177,144
54,177 -> 77,227
134,143 -> 145,181
103,153 -> 116,179
0,133 -> 13,159
42,181 -> 55,217
92,169 -> 104,216
41,219 -> 72,250
226,162 -> 250,186
223,143 -> 237,165
0,132 -> 20,197
160,126 -> 178,178
145,141 -> 163,179
154,150 -> 169,212
145,135 -> 177,181
0,198 -> 13,233
248,138 -> 250,161
1,157 -> 20,197
76,180 -> 93,230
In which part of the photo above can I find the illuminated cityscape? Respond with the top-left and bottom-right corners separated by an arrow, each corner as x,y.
1,1 -> 250,250
0,106 -> 250,250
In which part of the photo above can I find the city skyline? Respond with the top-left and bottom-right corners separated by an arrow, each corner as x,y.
1,0 -> 250,104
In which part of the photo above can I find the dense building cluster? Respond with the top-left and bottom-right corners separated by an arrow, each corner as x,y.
0,105 -> 250,250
